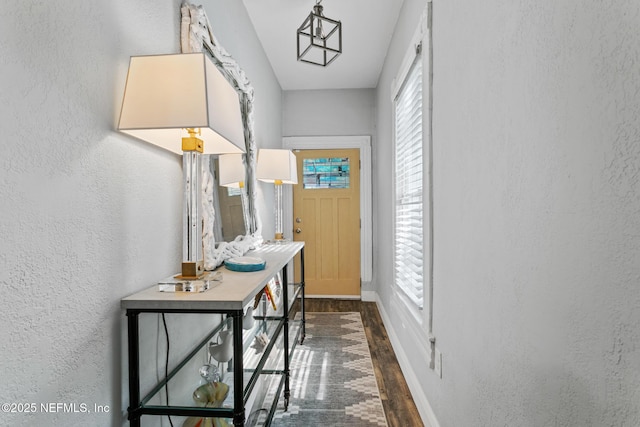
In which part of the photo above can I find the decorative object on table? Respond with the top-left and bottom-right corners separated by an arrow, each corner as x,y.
250,331 -> 270,353
158,271 -> 223,293
182,381 -> 230,427
297,0 -> 342,67
199,364 -> 220,383
118,52 -> 245,281
242,306 -> 255,330
209,330 -> 234,363
224,256 -> 266,272
256,149 -> 298,241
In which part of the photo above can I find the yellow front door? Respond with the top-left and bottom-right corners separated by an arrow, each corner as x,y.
293,149 -> 361,297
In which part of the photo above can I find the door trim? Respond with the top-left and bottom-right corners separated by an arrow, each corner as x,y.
283,136 -> 372,284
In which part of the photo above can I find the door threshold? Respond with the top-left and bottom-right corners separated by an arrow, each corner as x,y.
305,294 -> 361,300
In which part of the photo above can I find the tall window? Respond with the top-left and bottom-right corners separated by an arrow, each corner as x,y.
394,47 -> 424,309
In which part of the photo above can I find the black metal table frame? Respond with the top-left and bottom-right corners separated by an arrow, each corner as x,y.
125,248 -> 305,427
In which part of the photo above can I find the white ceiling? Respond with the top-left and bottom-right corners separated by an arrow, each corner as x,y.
242,0 -> 405,91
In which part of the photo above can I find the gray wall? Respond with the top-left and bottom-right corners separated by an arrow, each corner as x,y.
0,1 -> 281,426
283,89 -> 375,137
375,0 -> 640,426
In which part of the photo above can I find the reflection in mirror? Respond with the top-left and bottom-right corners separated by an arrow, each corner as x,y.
218,185 -> 246,241
213,157 -> 247,241
181,3 -> 263,269
207,158 -> 223,243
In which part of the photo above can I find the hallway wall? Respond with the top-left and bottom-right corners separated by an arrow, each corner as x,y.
374,0 -> 640,425
0,1 -> 281,426
283,89 -> 375,137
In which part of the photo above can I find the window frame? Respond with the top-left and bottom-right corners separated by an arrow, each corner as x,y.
391,4 -> 433,332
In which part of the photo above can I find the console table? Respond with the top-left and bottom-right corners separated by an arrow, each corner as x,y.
121,242 -> 305,426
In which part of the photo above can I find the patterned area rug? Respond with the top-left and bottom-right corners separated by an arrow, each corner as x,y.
271,312 -> 388,426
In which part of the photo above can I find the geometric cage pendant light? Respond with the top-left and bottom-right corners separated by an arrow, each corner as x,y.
297,0 -> 342,66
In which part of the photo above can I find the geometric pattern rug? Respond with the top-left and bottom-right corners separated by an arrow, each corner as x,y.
269,312 -> 388,426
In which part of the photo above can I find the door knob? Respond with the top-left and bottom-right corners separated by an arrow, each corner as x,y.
296,217 -> 302,223
295,228 -> 302,234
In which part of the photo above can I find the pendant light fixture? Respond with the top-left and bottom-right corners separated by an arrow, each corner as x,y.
297,0 -> 342,66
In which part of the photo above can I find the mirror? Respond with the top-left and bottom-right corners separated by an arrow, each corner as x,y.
181,3 -> 263,269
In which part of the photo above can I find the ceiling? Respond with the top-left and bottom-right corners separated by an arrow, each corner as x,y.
242,0 -> 405,91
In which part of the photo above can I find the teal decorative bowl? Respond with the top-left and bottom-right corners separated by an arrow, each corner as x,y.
225,256 -> 266,272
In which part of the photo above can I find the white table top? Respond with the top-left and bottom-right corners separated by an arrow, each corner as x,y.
121,241 -> 304,311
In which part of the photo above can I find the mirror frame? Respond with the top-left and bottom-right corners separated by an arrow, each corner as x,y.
181,3 -> 263,269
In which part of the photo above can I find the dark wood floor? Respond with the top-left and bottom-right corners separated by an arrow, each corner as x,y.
297,299 -> 424,427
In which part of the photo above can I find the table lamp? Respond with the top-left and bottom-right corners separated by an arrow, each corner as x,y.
218,153 -> 250,236
256,149 -> 298,241
118,52 -> 245,279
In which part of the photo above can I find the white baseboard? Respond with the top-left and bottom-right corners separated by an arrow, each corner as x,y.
373,292 -> 441,427
361,290 -> 377,302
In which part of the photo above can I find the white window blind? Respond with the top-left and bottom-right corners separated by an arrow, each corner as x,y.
394,50 -> 424,309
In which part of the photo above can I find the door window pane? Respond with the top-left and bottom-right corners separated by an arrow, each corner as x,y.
302,157 -> 350,189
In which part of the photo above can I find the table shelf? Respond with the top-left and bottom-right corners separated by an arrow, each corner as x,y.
122,242 -> 305,427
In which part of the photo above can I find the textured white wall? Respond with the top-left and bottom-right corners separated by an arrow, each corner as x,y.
375,0 -> 640,426
0,1 -> 281,426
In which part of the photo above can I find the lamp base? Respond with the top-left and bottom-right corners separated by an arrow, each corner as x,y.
159,271 -> 223,293
175,261 -> 205,280
268,236 -> 292,245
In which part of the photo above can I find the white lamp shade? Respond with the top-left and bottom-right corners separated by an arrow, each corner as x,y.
218,154 -> 246,188
256,149 -> 298,184
118,52 -> 245,155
